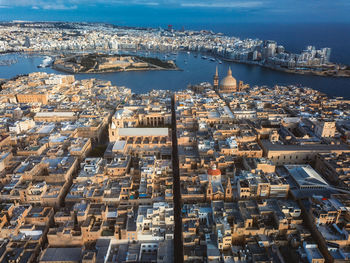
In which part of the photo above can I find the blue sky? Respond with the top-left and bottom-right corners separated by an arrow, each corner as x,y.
0,0 -> 349,25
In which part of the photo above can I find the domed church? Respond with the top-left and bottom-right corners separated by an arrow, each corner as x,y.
219,67 -> 237,92
206,164 -> 233,202
213,66 -> 248,93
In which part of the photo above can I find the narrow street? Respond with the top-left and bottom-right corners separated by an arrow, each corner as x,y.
171,94 -> 184,263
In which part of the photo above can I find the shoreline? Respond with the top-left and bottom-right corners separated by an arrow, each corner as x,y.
51,53 -> 180,74
0,51 -> 349,99
51,64 -> 182,74
217,55 -> 350,78
2,49 -> 350,78
1,49 -> 350,79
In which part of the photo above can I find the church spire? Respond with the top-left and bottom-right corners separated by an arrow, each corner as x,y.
227,66 -> 232,77
213,65 -> 219,90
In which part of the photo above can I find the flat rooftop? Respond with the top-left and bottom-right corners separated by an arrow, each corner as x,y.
118,128 -> 169,137
285,164 -> 329,188
112,140 -> 126,152
261,139 -> 350,152
40,247 -> 82,262
36,112 -> 75,117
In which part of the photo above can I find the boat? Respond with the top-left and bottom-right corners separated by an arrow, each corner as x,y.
187,51 -> 190,54
38,56 -> 53,68
210,58 -> 216,62
217,59 -> 222,64
201,56 -> 207,59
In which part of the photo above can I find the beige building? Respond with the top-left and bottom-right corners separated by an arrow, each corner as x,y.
109,127 -> 171,149
260,139 -> 350,165
34,112 -> 78,122
314,121 -> 336,138
16,93 -> 48,104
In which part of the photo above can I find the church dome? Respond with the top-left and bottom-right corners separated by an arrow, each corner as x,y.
220,67 -> 237,92
208,164 -> 221,176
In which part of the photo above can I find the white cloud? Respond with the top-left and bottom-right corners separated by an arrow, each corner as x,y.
42,4 -> 78,10
142,2 -> 159,6
0,0 -> 264,8
181,1 -> 263,8
0,0 -> 78,10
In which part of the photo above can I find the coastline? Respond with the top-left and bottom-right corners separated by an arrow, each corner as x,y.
51,64 -> 181,74
218,56 -> 350,78
1,21 -> 350,79
51,53 -> 180,74
2,49 -> 350,78
0,48 -> 349,99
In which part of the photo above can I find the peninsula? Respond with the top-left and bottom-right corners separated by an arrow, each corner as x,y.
52,53 -> 178,73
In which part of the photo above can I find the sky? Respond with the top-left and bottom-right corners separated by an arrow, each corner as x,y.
0,0 -> 350,26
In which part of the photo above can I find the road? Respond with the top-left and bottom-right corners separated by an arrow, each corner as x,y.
171,94 -> 184,263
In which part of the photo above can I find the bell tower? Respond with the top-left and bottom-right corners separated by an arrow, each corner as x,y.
225,178 -> 233,201
207,183 -> 213,201
213,65 -> 219,90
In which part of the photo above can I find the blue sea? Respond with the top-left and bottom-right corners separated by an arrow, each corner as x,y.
0,6 -> 350,97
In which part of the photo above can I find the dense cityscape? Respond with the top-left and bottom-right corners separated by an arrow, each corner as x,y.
0,60 -> 349,262
0,0 -> 348,260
